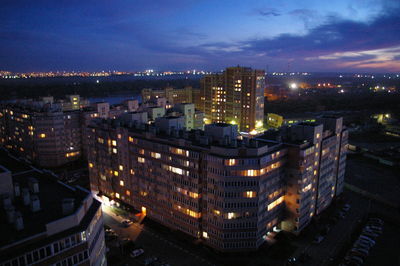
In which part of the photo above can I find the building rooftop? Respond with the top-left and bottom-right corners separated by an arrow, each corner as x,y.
0,150 -> 32,173
0,154 -> 88,248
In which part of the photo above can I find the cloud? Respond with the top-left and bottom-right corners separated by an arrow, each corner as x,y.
258,8 -> 281,17
199,1 -> 400,71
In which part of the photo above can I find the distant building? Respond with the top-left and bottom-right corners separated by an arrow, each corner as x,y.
60,95 -> 90,111
266,113 -> 283,129
0,158 -> 106,265
86,115 -> 347,252
200,66 -> 265,133
141,86 -> 200,107
0,101 -> 82,167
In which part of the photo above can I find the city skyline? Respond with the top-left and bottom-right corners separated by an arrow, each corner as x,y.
1,0 -> 400,73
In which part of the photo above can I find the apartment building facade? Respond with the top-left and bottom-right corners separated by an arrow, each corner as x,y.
0,101 -> 82,167
86,116 -> 347,252
200,66 -> 265,133
141,86 -> 200,107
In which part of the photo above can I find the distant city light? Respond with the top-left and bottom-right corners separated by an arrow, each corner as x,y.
290,83 -> 298,89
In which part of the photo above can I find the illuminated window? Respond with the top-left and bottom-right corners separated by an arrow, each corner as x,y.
227,212 -> 235,219
267,196 -> 284,211
119,165 -> 124,170
189,191 -> 199,198
114,171 -> 119,176
130,169 -> 135,175
138,157 -> 145,163
303,184 -> 312,193
115,193 -> 120,199
112,140 -> 117,146
117,134 -> 122,139
226,159 -> 236,166
151,152 -> 161,159
112,148 -> 117,154
66,152 -> 79,158
39,133 -> 46,138
89,163 -> 94,168
244,191 -> 256,198
213,209 -> 220,216
166,165 -> 184,175
139,149 -> 145,155
126,190 -> 131,196
202,232 -> 209,239
314,170 -> 317,176
246,169 -> 256,177
316,133 -> 320,138
97,138 -> 104,144
120,180 -> 124,186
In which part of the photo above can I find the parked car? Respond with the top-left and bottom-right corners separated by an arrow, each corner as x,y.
130,249 -> 144,258
362,230 -> 379,238
342,204 -> 351,212
313,235 -> 325,244
354,240 -> 373,249
122,219 -> 133,227
366,224 -> 382,231
346,255 -> 364,265
144,257 -> 158,265
359,235 -> 375,244
368,218 -> 383,225
350,248 -> 369,257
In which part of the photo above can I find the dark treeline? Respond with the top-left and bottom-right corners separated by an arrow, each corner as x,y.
0,78 -> 201,100
265,92 -> 400,115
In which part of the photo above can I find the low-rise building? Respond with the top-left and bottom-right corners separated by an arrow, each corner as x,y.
0,157 -> 106,266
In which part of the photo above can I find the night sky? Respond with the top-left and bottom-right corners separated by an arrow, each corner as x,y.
1,0 -> 399,72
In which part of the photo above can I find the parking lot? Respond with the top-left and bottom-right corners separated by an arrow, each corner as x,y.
103,207 -> 215,266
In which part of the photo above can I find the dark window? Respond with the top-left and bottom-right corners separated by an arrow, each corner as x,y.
53,243 -> 59,253
26,253 -> 33,264
33,251 -> 39,261
46,246 -> 52,256
19,257 -> 25,266
39,248 -> 45,259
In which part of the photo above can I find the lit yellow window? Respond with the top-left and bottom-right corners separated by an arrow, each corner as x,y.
120,180 -> 124,186
39,133 -> 46,138
114,171 -> 119,176
126,190 -> 131,196
130,169 -> 135,175
151,152 -> 161,159
138,157 -> 145,163
226,159 -> 236,166
112,148 -> 117,154
119,165 -> 123,170
227,212 -> 235,219
89,163 -> 94,168
115,193 -> 120,199
112,140 -> 117,146
244,191 -> 256,198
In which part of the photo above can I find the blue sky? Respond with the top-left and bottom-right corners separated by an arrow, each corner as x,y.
1,0 -> 399,72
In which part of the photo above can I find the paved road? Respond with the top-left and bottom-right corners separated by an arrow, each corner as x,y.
103,207 -> 215,266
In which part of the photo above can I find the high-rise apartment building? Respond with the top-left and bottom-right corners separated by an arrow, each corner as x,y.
86,115 -> 347,252
200,66 -> 265,133
0,157 -> 106,266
